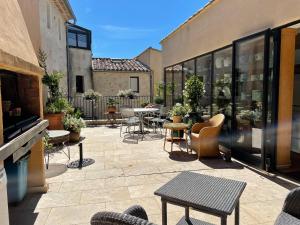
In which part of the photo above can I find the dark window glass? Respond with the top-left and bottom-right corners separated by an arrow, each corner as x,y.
130,77 -> 139,92
76,76 -> 84,93
77,34 -> 87,48
68,32 -> 77,47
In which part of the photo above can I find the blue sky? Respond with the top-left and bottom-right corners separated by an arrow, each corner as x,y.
69,0 -> 209,58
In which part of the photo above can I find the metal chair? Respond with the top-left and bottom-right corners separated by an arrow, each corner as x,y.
150,106 -> 167,136
120,108 -> 141,142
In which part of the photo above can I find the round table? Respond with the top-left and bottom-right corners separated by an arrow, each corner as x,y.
45,130 -> 70,169
163,123 -> 189,152
133,108 -> 160,134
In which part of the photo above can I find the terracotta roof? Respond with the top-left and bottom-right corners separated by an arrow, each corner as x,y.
92,58 -> 151,72
160,0 -> 217,43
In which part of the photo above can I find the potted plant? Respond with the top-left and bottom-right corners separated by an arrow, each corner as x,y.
107,98 -> 118,113
63,114 -> 86,142
183,75 -> 205,123
38,50 -> 71,129
117,90 -> 126,98
124,89 -> 137,99
42,71 -> 71,130
169,103 -> 187,123
84,89 -> 101,101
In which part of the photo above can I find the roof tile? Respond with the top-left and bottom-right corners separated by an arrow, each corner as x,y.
92,58 -> 150,72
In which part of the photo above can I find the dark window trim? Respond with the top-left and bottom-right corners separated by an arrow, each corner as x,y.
130,76 -> 139,93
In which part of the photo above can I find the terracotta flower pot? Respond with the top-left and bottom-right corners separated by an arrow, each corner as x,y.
107,106 -> 116,113
44,113 -> 64,130
172,115 -> 182,123
69,131 -> 81,142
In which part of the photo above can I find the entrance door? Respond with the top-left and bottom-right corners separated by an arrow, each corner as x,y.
232,32 -> 270,168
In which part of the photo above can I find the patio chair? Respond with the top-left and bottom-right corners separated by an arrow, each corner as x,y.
90,205 -> 157,225
190,114 -> 225,159
150,106 -> 167,135
120,108 -> 141,142
274,187 -> 300,225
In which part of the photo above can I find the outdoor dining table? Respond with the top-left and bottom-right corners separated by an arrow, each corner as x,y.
133,108 -> 159,134
154,171 -> 247,225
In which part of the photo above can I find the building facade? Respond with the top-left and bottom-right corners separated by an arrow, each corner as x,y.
161,0 -> 300,173
38,0 -> 75,99
136,47 -> 163,96
67,24 -> 93,98
92,58 -> 151,96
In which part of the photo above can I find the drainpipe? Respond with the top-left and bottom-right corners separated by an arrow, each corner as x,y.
150,70 -> 153,102
66,23 -> 71,101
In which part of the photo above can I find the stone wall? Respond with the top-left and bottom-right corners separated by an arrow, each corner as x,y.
93,71 -> 151,96
39,0 -> 68,99
69,48 -> 93,97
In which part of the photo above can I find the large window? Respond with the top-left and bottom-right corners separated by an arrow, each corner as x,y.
67,25 -> 91,49
76,76 -> 84,93
130,77 -> 139,93
196,55 -> 212,116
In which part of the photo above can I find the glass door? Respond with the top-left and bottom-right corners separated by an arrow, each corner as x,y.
212,47 -> 233,145
233,34 -> 267,166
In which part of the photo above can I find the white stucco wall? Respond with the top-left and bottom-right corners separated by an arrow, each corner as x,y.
162,0 -> 300,67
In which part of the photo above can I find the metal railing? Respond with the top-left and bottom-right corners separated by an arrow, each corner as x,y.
71,96 -> 151,120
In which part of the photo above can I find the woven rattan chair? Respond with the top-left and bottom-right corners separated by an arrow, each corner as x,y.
90,205 -> 157,225
190,114 -> 225,159
274,187 -> 300,225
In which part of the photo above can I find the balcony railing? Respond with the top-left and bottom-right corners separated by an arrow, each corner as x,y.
71,96 -> 151,120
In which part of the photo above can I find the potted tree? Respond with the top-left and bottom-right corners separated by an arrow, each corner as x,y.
183,75 -> 205,123
38,50 -> 71,129
107,98 -> 118,113
169,103 -> 187,123
42,71 -> 71,130
63,114 -> 86,142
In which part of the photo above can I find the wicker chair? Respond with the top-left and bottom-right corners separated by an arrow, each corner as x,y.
190,114 -> 225,159
90,205 -> 157,225
274,187 -> 300,225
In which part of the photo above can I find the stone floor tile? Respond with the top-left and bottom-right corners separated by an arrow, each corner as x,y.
45,203 -> 105,225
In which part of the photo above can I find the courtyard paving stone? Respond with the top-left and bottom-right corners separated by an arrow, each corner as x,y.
9,126 -> 300,225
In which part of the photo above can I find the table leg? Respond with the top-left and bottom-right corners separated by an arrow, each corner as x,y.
221,216 -> 227,225
235,200 -> 240,225
163,129 -> 167,150
171,130 -> 174,152
185,207 -> 190,221
162,200 -> 167,225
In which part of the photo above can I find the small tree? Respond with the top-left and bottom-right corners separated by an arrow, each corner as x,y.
183,75 -> 205,112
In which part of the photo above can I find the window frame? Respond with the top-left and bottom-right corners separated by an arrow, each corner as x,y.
130,76 -> 140,93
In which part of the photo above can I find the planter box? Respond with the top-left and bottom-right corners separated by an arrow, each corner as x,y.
44,113 -> 64,130
69,131 -> 81,142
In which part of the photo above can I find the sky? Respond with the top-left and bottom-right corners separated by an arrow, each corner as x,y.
69,0 -> 210,59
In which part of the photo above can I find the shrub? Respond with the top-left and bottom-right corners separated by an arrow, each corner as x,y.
107,98 -> 118,106
154,96 -> 164,105
45,98 -> 72,114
